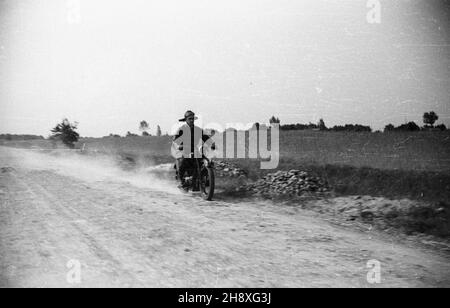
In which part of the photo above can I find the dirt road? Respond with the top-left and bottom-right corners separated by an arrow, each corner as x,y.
0,146 -> 449,287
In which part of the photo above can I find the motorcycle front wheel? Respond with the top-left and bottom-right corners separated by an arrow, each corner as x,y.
200,166 -> 215,201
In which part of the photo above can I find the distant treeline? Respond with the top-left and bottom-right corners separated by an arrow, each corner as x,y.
278,121 -> 447,133
268,111 -> 449,133
0,134 -> 45,140
279,123 -> 372,132
384,122 -> 447,132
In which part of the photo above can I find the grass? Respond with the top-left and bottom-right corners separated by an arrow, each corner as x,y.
278,130 -> 450,172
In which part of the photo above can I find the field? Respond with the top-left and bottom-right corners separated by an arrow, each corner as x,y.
278,131 -> 450,172
3,130 -> 450,169
79,131 -> 450,203
72,130 -> 450,171
227,130 -> 450,204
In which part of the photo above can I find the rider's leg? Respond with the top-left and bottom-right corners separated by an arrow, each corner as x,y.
177,158 -> 187,187
192,158 -> 202,191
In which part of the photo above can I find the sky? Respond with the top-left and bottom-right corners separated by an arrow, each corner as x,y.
0,0 -> 449,137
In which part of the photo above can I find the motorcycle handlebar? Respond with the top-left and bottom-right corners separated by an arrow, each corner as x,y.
176,144 -> 215,151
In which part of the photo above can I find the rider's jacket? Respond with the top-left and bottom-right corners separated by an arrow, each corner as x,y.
172,124 -> 212,159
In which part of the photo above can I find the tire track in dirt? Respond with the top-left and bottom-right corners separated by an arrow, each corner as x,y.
24,178 -> 145,286
0,169 -> 72,287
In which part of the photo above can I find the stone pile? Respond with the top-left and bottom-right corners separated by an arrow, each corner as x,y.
243,169 -> 328,197
214,160 -> 248,177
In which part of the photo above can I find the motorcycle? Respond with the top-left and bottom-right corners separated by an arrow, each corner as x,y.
174,151 -> 215,201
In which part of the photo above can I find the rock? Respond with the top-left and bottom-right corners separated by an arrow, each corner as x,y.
361,210 -> 375,220
214,160 -> 248,177
1,167 -> 15,173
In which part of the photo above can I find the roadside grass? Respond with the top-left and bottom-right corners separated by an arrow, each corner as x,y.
392,201 -> 450,237
219,157 -> 450,203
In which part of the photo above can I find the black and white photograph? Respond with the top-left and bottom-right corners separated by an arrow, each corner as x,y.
0,0 -> 449,290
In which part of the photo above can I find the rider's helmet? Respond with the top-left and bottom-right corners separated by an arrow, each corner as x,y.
179,110 -> 198,122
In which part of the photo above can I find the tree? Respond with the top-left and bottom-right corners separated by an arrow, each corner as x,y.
318,118 -> 327,131
423,111 -> 438,128
397,121 -> 420,131
139,120 -> 149,134
50,118 -> 79,148
269,116 -> 280,125
156,125 -> 162,137
126,131 -> 138,137
384,124 -> 395,132
142,131 -> 150,136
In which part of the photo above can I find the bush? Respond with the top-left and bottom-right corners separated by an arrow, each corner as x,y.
384,124 -> 395,132
329,124 -> 372,132
50,119 -> 79,148
436,124 -> 447,131
386,121 -> 421,132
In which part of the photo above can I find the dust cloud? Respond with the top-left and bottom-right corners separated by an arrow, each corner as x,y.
2,147 -> 182,195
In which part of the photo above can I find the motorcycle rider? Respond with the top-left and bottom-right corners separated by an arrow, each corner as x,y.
172,110 -> 215,190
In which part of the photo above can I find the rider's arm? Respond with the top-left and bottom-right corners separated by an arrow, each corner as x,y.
173,129 -> 183,140
202,132 -> 215,150
201,133 -> 210,143
173,129 -> 184,149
